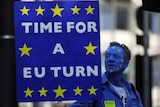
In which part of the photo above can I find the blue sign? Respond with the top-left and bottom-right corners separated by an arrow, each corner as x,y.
14,0 -> 102,102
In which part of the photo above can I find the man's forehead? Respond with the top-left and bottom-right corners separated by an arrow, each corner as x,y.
106,46 -> 125,54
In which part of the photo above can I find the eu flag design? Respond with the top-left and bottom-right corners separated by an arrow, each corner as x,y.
14,0 -> 102,102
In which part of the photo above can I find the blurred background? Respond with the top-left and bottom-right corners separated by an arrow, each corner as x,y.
1,0 -> 160,107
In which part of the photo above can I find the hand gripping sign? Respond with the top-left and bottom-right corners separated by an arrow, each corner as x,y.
14,0 -> 102,102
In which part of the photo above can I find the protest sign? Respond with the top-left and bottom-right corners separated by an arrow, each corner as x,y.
14,0 -> 102,102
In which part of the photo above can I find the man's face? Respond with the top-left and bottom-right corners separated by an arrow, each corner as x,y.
105,45 -> 126,73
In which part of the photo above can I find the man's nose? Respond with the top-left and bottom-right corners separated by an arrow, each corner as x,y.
108,55 -> 114,61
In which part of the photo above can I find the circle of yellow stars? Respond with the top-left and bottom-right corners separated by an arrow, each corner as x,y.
20,4 -> 95,16
24,85 -> 98,98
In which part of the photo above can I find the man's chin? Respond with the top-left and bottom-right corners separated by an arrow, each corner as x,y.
105,68 -> 118,73
108,69 -> 113,73
107,69 -> 118,73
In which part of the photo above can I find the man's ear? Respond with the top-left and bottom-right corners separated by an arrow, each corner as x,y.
123,62 -> 128,69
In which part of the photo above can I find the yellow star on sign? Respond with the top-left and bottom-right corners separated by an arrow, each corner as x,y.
51,4 -> 64,17
35,5 -> 45,16
74,86 -> 83,96
53,85 -> 67,98
20,6 -> 30,16
85,5 -> 95,15
71,5 -> 81,15
88,86 -> 98,95
38,87 -> 48,97
18,43 -> 33,57
84,42 -> 97,55
24,87 -> 34,97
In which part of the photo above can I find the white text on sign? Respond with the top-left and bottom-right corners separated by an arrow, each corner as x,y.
23,65 -> 99,78
21,21 -> 98,34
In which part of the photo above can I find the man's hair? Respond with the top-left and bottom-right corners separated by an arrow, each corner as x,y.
109,41 -> 131,63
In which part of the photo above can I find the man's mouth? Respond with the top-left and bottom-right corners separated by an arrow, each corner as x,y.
108,64 -> 115,67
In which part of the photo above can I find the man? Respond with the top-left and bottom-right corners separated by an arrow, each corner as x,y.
69,41 -> 143,107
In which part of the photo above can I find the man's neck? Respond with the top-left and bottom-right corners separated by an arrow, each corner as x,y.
106,71 -> 123,87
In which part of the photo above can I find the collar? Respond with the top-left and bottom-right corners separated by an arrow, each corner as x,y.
102,72 -> 131,89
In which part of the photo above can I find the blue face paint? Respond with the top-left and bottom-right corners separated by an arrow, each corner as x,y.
105,46 -> 126,73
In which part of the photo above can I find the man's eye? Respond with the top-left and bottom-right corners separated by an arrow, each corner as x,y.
105,55 -> 110,58
114,54 -> 121,58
